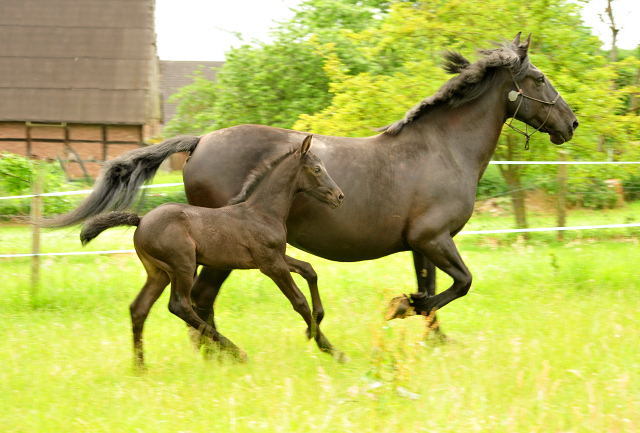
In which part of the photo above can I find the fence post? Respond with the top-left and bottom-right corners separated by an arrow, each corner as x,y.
557,151 -> 567,241
31,172 -> 43,299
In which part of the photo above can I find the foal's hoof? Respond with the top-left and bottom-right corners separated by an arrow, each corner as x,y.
385,294 -> 416,320
305,326 -> 319,340
188,327 -> 204,351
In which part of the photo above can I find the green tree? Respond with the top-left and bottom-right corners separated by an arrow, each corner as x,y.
294,0 -> 639,229
165,0 -> 394,135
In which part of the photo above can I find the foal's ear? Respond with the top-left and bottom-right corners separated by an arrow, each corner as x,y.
298,134 -> 313,157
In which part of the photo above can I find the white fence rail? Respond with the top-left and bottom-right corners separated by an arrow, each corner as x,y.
1,160 -> 640,259
0,183 -> 184,201
3,223 -> 640,259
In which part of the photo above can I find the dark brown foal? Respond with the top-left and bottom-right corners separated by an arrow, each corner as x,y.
80,135 -> 344,367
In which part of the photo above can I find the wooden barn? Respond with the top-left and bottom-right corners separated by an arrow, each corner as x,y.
0,0 -> 161,178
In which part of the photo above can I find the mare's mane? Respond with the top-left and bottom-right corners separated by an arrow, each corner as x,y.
227,148 -> 298,205
380,41 -> 531,135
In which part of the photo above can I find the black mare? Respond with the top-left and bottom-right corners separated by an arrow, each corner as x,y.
47,33 -> 578,355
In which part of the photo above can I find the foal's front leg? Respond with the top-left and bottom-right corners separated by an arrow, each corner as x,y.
260,257 -> 345,362
168,269 -> 247,362
284,255 -> 324,338
189,267 -> 232,353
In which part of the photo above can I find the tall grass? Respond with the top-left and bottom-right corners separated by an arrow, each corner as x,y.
1,224 -> 639,432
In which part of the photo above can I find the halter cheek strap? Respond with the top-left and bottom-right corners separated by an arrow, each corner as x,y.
505,70 -> 561,150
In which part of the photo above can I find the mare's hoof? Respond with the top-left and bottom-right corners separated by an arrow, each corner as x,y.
385,294 -> 416,320
236,349 -> 249,363
335,351 -> 349,364
133,361 -> 147,374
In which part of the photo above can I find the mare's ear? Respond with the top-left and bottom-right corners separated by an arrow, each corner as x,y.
515,32 -> 531,59
299,134 -> 313,157
512,32 -> 522,46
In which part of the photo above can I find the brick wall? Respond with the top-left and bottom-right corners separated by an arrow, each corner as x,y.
106,125 -> 141,143
30,142 -> 65,160
0,141 -> 27,156
68,125 -> 102,141
0,121 -> 145,179
0,122 -> 26,139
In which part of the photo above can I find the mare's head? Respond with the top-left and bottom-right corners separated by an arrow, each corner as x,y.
296,135 -> 344,209
501,32 -> 578,144
381,32 -> 578,145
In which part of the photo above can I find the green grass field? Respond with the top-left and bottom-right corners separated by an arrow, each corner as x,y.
2,212 -> 640,432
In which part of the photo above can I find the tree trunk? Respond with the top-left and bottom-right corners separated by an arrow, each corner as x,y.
497,134 -> 529,239
605,0 -> 619,63
556,151 -> 567,241
629,62 -> 640,116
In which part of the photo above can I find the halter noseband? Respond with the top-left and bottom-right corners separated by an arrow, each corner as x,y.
505,69 -> 561,150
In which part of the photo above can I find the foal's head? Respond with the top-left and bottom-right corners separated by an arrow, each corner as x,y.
296,135 -> 344,209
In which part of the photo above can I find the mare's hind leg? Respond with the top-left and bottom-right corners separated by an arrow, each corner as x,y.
189,267 -> 232,352
260,257 -> 345,362
167,264 -> 246,361
412,251 -> 447,340
284,255 -> 324,338
131,258 -> 170,368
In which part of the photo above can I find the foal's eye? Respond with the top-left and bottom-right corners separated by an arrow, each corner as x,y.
313,167 -> 321,174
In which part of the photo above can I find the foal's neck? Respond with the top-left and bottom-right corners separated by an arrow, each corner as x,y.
243,154 -> 301,223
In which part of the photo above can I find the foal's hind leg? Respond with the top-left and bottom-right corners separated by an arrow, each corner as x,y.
131,258 -> 170,368
260,257 -> 345,362
412,251 -> 447,341
284,255 -> 324,338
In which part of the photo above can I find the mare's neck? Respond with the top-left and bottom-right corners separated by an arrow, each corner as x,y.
243,155 -> 301,224
414,69 -> 511,176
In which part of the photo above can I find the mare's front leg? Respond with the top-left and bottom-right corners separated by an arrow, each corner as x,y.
189,267 -> 232,352
407,231 -> 472,317
284,255 -> 324,338
260,257 -> 345,362
412,252 -> 447,340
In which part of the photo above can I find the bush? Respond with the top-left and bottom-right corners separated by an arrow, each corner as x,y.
566,178 -> 618,210
0,153 -> 79,220
622,173 -> 640,202
476,165 -> 509,200
137,190 -> 188,214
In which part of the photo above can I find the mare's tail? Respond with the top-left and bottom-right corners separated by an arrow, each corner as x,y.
80,212 -> 141,245
42,135 -> 200,228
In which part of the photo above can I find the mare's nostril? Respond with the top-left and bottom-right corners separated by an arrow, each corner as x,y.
572,119 -> 579,130
338,193 -> 344,202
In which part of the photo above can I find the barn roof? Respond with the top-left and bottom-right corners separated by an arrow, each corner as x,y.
0,0 -> 159,125
160,61 -> 223,125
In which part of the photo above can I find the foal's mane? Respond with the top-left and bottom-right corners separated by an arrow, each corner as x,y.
380,41 -> 530,135
227,147 -> 298,205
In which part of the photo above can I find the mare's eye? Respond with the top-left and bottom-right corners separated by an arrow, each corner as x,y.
536,76 -> 545,85
313,167 -> 321,174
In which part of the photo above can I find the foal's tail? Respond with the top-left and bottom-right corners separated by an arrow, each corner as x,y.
42,135 -> 200,228
80,211 -> 140,246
